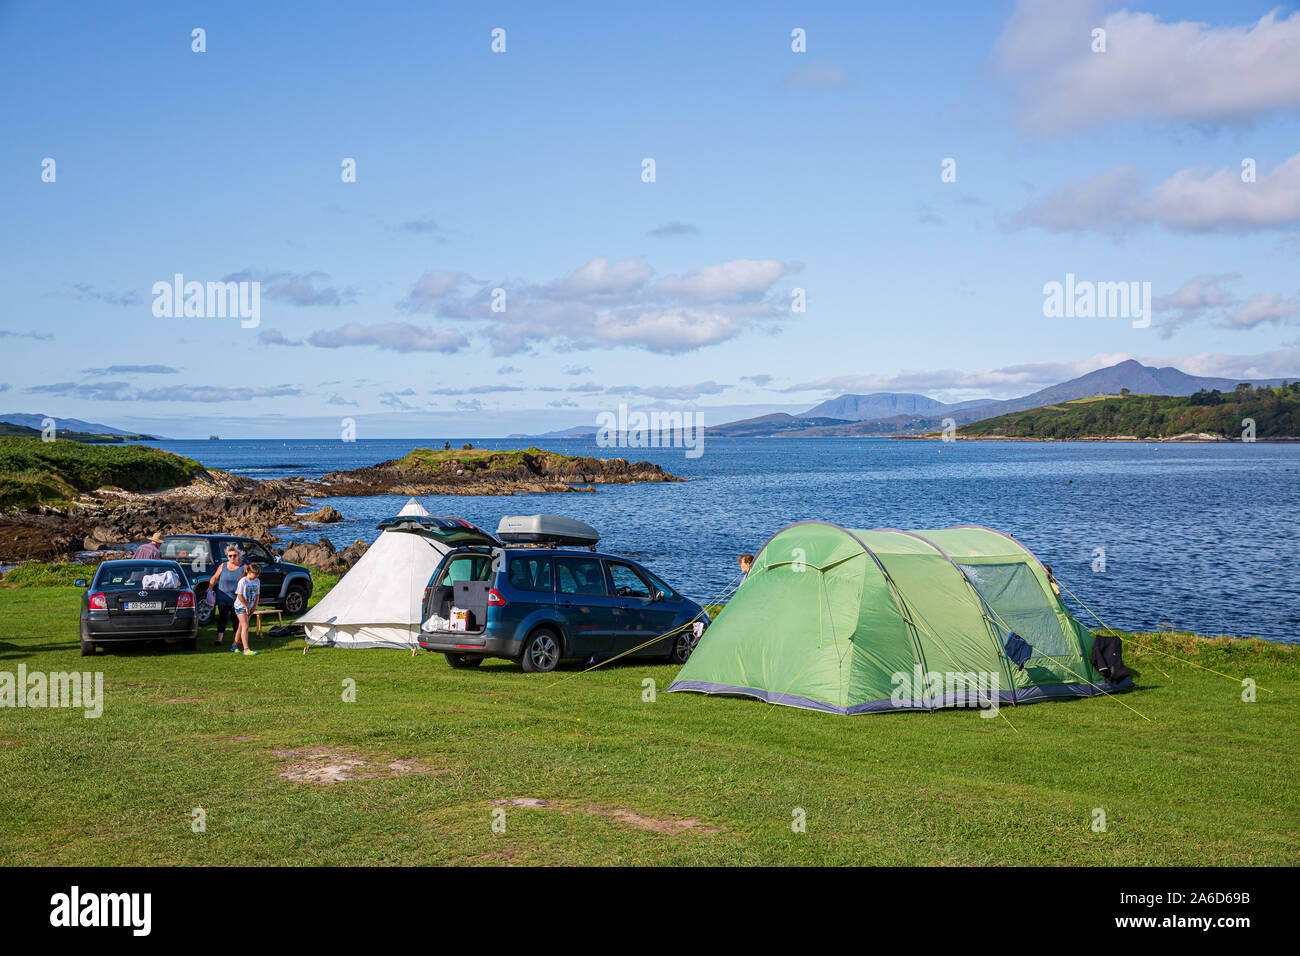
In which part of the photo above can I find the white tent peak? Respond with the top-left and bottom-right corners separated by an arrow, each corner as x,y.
398,497 -> 430,517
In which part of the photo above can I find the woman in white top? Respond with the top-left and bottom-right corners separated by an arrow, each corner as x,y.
233,563 -> 261,656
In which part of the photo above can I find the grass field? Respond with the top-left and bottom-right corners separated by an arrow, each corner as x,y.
0,578 -> 1296,866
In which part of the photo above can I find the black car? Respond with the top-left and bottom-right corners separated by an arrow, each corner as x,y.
159,534 -> 313,625
76,559 -> 198,656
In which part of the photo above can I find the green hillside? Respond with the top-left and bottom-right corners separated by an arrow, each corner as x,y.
0,436 -> 205,508
0,422 -> 153,443
956,383 -> 1300,440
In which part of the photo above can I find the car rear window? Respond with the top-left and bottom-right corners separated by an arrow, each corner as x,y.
556,557 -> 607,596
161,536 -> 214,570
95,563 -> 183,589
438,553 -> 493,586
508,555 -> 554,592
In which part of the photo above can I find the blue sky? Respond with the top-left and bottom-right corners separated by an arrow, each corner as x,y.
2,0 -> 1299,437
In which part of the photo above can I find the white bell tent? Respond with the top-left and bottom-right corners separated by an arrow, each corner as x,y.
298,498 -> 470,649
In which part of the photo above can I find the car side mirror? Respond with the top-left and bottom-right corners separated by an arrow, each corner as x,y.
74,578 -> 88,588
273,553 -> 282,562
653,590 -> 665,602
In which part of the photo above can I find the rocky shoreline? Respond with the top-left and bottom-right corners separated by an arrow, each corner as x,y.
0,450 -> 680,564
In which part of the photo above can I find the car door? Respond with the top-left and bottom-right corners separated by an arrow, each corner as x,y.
606,560 -> 679,653
554,556 -> 618,657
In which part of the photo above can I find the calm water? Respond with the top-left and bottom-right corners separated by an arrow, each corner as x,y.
147,437 -> 1300,643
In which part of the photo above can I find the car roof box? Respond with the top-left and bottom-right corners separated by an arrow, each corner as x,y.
496,514 -> 600,548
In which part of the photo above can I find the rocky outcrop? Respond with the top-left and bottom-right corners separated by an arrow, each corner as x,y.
0,470 -> 312,563
316,449 -> 679,497
282,537 -> 369,573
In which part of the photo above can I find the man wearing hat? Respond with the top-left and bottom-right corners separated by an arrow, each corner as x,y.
133,532 -> 165,560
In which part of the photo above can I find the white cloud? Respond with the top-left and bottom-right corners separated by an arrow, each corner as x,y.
307,322 -> 467,353
396,255 -> 801,355
1148,347 -> 1300,380
785,354 -> 1134,397
1015,153 -> 1300,233
652,259 -> 796,302
136,384 -> 302,403
1150,275 -> 1300,338
997,1 -> 1300,132
1223,294 -> 1300,330
224,269 -> 355,306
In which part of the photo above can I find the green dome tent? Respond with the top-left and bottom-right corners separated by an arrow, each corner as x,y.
668,522 -> 1129,715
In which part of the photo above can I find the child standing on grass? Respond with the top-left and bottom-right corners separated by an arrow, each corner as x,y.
233,563 -> 261,656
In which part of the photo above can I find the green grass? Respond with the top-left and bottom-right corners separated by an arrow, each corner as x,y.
396,445 -> 596,474
1,562 -> 97,587
0,581 -> 1295,866
0,437 -> 204,508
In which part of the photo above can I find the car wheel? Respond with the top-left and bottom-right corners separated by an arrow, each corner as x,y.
80,639 -> 95,657
444,653 -> 483,669
668,625 -> 702,665
282,585 -> 310,616
520,629 -> 561,673
196,600 -> 214,626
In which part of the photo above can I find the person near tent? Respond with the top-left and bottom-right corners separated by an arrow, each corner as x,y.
738,553 -> 754,581
133,532 -> 164,559
208,544 -> 244,647
232,563 -> 261,656
1042,563 -> 1062,598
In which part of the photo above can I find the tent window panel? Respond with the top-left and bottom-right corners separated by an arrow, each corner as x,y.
958,562 -> 1072,657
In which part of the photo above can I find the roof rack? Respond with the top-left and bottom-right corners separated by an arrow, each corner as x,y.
496,514 -> 600,550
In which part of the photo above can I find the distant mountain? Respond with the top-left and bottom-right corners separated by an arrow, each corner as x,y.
0,413 -> 156,439
712,360 -> 1298,437
805,393 -> 945,421
802,393 -> 997,421
704,413 -> 854,438
522,425 -> 598,439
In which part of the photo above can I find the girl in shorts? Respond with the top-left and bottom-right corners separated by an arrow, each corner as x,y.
233,563 -> 262,656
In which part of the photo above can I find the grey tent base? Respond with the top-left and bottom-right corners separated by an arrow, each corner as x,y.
665,679 -> 1134,715
303,637 -> 419,650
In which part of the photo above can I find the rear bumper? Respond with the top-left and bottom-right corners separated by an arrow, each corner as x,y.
417,632 -> 517,657
82,614 -> 197,641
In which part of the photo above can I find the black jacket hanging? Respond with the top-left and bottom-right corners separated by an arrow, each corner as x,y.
1090,633 -> 1131,683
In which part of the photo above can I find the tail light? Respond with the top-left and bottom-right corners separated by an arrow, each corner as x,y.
88,592 -> 107,610
487,588 -> 506,607
177,590 -> 195,609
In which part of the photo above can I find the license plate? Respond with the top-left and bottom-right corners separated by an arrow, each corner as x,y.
124,601 -> 163,611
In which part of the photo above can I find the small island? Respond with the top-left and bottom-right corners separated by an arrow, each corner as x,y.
317,445 -> 679,496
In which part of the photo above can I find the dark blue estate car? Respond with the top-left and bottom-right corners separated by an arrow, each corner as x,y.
417,543 -> 708,672
77,559 -> 198,656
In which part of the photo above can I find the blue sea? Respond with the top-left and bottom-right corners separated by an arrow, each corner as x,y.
146,437 -> 1300,643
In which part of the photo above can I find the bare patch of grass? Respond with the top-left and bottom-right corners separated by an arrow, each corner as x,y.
274,747 -> 441,785
489,798 -> 722,835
